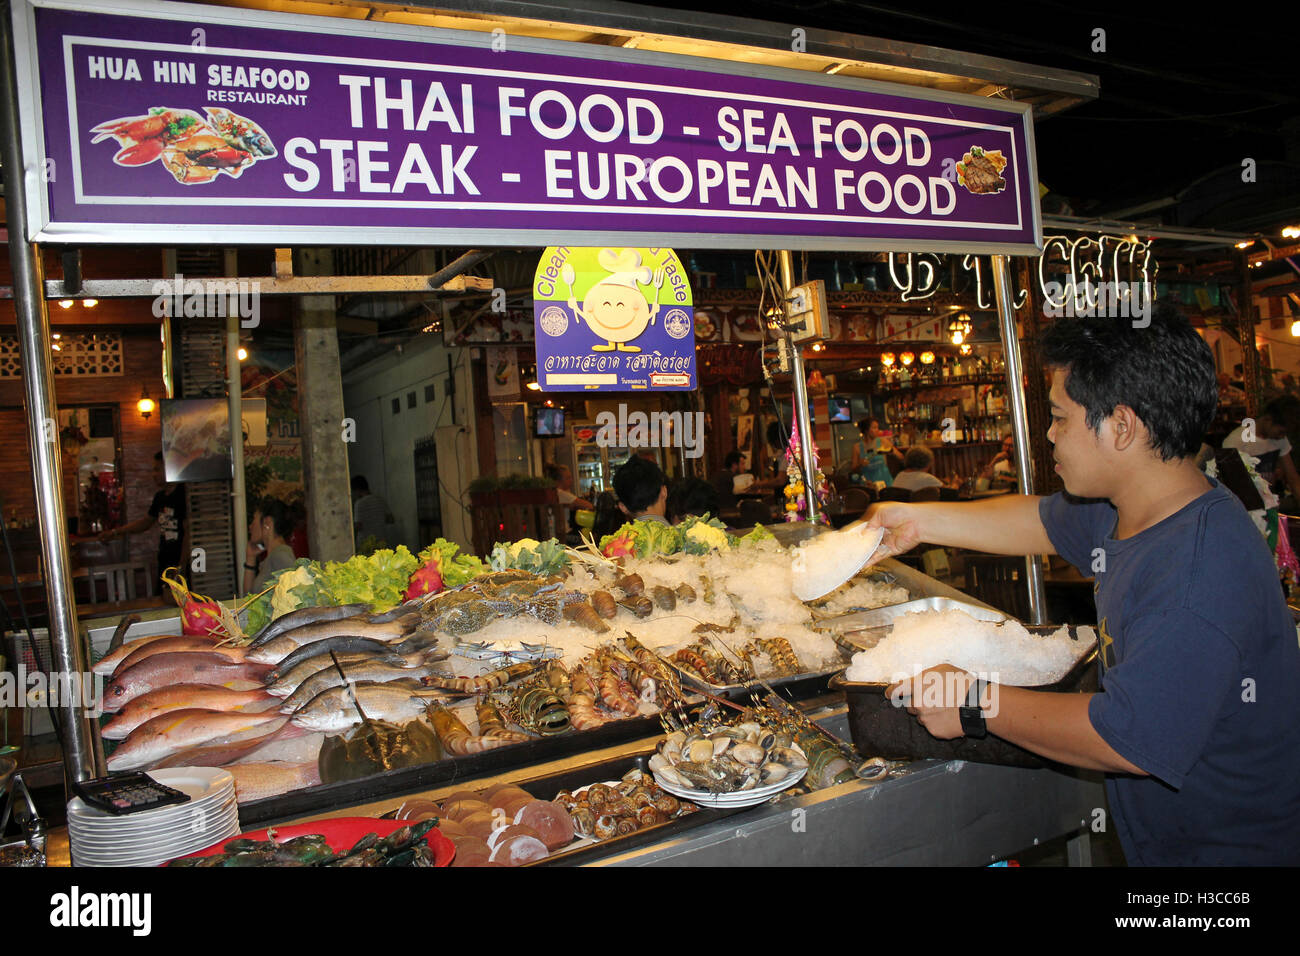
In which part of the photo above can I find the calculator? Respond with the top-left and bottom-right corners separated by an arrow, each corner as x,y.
72,772 -> 192,815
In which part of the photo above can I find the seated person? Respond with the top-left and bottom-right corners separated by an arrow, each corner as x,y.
668,478 -> 721,524
980,434 -> 1019,489
709,451 -> 744,510
612,455 -> 669,525
892,446 -> 945,493
1222,396 -> 1300,505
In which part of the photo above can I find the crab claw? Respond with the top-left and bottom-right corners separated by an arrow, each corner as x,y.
114,139 -> 165,166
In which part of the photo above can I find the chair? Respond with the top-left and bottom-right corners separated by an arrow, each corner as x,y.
910,486 -> 941,502
877,487 -> 912,503
89,563 -> 137,603
841,487 -> 874,511
962,553 -> 1033,621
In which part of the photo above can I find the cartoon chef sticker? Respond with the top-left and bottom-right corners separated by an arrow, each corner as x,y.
533,246 -> 697,391
559,248 -> 665,353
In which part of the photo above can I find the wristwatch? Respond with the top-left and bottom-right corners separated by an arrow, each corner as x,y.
959,678 -> 988,739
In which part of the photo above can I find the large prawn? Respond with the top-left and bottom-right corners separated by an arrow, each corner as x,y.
420,661 -> 540,696
427,702 -> 528,755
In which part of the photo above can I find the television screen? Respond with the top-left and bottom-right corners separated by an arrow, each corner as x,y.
535,407 -> 566,437
829,396 -> 853,422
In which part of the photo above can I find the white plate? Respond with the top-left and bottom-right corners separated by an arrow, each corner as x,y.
72,818 -> 240,861
68,795 -> 236,830
73,827 -> 240,867
791,524 -> 885,601
67,768 -> 235,822
652,767 -> 806,809
71,805 -> 238,846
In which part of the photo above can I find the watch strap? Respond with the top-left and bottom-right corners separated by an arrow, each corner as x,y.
959,678 -> 988,739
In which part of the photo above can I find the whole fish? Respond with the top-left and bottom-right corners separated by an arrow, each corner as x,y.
265,651 -> 383,698
150,722 -> 306,770
291,682 -> 447,734
101,683 -> 276,739
101,653 -> 272,713
247,603 -> 369,648
280,654 -> 445,714
247,617 -> 417,665
113,637 -> 248,678
93,634 -> 193,676
106,708 -> 289,771
262,637 -> 395,686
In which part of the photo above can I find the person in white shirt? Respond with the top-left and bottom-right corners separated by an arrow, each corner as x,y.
1222,397 -> 1300,504
892,446 -> 945,492
545,463 -> 594,511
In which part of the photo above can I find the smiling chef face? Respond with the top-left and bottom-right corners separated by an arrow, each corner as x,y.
583,275 -> 652,344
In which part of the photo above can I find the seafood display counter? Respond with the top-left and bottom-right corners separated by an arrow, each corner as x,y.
76,529 -> 1102,867
246,699 -> 1104,867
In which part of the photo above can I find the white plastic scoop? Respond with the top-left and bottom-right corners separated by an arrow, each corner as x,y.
790,523 -> 886,601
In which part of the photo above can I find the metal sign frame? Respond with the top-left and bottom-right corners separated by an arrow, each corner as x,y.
15,0 -> 1041,254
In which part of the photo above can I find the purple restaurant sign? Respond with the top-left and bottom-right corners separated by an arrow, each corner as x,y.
14,0 -> 1042,253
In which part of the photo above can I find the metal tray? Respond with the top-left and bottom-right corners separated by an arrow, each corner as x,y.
829,626 -> 1098,768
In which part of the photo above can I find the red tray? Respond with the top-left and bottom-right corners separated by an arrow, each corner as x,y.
174,817 -> 456,866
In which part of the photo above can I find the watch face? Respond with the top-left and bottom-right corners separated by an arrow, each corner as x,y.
959,706 -> 988,739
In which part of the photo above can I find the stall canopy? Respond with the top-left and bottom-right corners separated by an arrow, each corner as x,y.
3,0 -> 1099,782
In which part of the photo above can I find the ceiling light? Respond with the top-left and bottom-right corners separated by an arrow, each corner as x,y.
1282,226 -> 1300,240
58,299 -> 73,309
82,298 -> 98,308
526,381 -> 542,391
237,347 -> 248,361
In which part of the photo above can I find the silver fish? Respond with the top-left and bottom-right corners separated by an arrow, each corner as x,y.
280,654 -> 442,713
291,682 -> 446,734
248,603 -> 369,648
266,652 -> 384,698
247,617 -> 416,665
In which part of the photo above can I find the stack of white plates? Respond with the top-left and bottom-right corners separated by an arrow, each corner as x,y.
653,767 -> 807,809
68,768 -> 239,867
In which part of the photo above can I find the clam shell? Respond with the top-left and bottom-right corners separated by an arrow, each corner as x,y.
687,740 -> 716,763
732,742 -> 766,766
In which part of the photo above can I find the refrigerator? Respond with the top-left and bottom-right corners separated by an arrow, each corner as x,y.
571,423 -> 657,498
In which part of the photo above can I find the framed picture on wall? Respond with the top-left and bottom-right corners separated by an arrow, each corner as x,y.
161,399 -> 232,483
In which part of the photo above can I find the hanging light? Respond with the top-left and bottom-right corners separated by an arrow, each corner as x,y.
919,350 -> 935,365
880,352 -> 895,367
58,299 -> 74,309
51,332 -> 62,353
237,346 -> 248,361
949,311 -> 972,345
526,380 -> 542,391
137,385 -> 155,419
1282,226 -> 1300,240
959,343 -> 973,355
900,351 -> 915,366
82,298 -> 98,308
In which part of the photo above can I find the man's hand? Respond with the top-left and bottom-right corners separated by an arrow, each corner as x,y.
886,664 -> 982,740
859,502 -> 924,567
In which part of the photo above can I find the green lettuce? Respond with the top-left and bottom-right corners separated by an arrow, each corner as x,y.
490,537 -> 569,576
322,546 -> 419,611
245,558 -> 325,635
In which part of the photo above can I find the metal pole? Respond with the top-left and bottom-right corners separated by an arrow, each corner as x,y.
778,251 -> 818,524
225,250 -> 247,596
0,4 -> 101,781
991,255 -> 1047,625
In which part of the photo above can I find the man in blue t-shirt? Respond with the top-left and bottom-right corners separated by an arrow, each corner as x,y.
861,303 -> 1300,865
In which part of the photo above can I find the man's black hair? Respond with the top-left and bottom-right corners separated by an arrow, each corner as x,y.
612,455 -> 665,514
1262,395 -> 1300,428
766,421 -> 789,451
351,475 -> 370,493
1040,301 -> 1217,461
257,496 -> 294,538
667,478 -> 721,523
723,450 -> 743,469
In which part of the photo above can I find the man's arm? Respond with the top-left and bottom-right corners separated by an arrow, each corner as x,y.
105,514 -> 156,540
861,494 -> 1055,565
887,665 -> 1146,774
